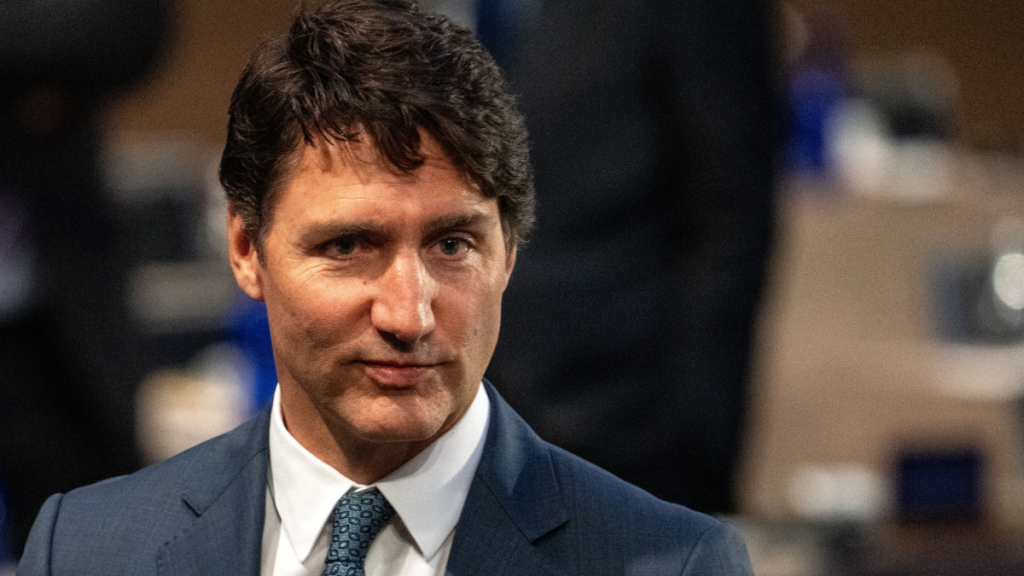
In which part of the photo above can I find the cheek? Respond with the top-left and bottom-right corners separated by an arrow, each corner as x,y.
442,278 -> 505,360
266,274 -> 370,355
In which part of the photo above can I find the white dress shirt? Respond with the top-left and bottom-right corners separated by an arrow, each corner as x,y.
261,383 -> 490,576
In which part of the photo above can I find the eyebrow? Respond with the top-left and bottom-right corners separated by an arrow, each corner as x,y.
422,212 -> 494,238
300,222 -> 385,246
300,212 -> 494,245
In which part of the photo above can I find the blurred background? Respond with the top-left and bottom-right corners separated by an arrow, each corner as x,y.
3,0 -> 1024,574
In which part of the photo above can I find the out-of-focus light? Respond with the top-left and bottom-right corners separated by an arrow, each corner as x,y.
993,252 -> 1024,310
788,463 -> 887,522
827,98 -> 890,196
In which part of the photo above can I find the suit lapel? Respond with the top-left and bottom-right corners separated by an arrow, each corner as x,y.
446,480 -> 566,576
446,382 -> 569,576
158,407 -> 272,576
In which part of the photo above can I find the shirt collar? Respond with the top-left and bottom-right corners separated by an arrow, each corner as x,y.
268,382 -> 490,563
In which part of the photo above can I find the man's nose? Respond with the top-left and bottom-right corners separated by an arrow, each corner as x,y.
371,251 -> 437,343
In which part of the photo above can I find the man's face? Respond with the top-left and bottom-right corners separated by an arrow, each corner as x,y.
228,134 -> 514,467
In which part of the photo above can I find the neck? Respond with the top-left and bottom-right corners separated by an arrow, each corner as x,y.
277,386 -> 441,484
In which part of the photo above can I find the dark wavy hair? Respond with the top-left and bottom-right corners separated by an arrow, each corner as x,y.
219,0 -> 534,250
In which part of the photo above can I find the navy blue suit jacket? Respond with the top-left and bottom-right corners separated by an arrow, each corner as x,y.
17,382 -> 753,575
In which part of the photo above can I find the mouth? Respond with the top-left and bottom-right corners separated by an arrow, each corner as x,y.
359,360 -> 439,388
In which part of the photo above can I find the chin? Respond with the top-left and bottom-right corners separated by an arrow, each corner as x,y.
346,397 -> 451,444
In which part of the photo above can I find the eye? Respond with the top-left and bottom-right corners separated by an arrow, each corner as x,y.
439,237 -> 468,256
326,235 -> 359,256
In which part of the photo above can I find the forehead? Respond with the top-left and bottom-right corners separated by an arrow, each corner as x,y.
296,134 -> 467,188
270,134 -> 494,230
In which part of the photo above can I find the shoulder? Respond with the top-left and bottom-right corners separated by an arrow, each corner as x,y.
546,442 -> 732,535
17,409 -> 270,575
61,406 -> 268,515
469,382 -> 752,574
543,443 -> 753,575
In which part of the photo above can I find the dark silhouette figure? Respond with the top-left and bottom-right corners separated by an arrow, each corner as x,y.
0,0 -> 168,553
481,0 -> 780,513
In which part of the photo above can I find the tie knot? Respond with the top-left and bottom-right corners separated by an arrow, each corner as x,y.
322,488 -> 396,576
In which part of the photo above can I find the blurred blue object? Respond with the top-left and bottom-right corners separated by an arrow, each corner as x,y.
788,66 -> 846,174
897,449 -> 983,523
226,296 -> 277,412
784,7 -> 849,176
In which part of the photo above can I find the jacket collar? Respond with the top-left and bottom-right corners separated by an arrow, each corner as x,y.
446,380 -> 568,576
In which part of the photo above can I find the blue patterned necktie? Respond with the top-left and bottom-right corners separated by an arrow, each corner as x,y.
321,488 -> 396,576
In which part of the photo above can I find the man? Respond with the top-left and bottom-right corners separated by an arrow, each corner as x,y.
18,1 -> 754,574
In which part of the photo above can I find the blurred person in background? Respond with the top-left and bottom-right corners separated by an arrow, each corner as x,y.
0,0 -> 167,555
472,0 -> 780,514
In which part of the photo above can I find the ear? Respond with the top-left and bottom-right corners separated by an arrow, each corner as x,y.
227,210 -> 265,301
502,243 -> 517,287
